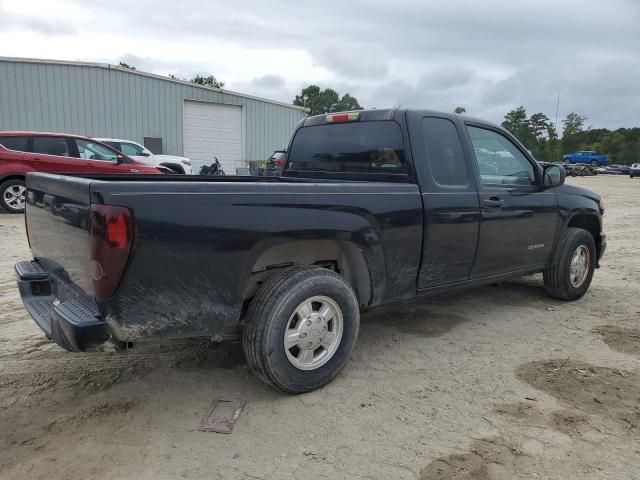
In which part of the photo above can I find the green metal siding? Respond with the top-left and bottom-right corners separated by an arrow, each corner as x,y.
0,58 -> 306,161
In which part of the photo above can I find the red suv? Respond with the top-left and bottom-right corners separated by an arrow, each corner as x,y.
0,132 -> 163,213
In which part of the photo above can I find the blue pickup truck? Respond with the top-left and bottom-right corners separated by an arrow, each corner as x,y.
563,151 -> 608,166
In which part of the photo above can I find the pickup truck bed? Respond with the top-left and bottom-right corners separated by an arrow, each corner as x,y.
22,173 -> 422,348
17,108 -> 606,393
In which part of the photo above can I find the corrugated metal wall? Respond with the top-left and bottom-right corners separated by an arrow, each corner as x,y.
0,58 -> 306,161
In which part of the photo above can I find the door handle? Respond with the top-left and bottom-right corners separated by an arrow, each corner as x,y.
130,169 -> 140,173
483,197 -> 505,208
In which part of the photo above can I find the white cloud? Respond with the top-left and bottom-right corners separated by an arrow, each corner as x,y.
0,0 -> 638,127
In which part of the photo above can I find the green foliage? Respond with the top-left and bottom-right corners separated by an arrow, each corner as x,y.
118,62 -> 136,70
453,106 -> 466,114
500,107 -> 638,164
190,74 -> 225,89
334,93 -> 362,113
293,85 -> 362,116
562,112 -> 587,137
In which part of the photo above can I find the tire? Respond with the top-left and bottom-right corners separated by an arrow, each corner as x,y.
590,160 -> 598,167
544,228 -> 596,301
243,266 -> 360,394
0,178 -> 26,213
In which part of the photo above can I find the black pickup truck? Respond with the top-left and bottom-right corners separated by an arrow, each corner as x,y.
16,109 -> 606,393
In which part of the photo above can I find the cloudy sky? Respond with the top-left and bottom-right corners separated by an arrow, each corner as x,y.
1,0 -> 639,129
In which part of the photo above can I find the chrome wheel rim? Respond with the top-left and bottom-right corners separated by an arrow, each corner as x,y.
3,184 -> 26,211
284,295 -> 343,371
569,245 -> 590,288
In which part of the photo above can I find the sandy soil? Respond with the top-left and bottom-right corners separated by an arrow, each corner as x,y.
0,175 -> 638,480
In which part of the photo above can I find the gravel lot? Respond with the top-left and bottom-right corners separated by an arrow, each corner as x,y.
0,175 -> 638,480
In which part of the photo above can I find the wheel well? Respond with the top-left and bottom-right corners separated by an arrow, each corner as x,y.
244,240 -> 372,306
158,163 -> 184,174
568,214 -> 601,257
0,174 -> 25,185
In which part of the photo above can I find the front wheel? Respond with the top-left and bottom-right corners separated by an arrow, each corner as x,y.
590,160 -> 598,167
243,266 -> 360,393
0,178 -> 26,213
544,228 -> 596,300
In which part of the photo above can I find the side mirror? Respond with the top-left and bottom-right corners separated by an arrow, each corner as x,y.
141,152 -> 151,157
543,164 -> 565,187
116,154 -> 126,164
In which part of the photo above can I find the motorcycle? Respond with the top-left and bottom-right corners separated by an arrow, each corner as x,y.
199,157 -> 226,176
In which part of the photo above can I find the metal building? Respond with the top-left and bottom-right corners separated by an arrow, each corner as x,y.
0,57 -> 307,173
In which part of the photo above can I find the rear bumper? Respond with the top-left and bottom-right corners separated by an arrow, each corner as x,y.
15,260 -> 109,352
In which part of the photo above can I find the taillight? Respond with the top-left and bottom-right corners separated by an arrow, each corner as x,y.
326,112 -> 360,123
88,205 -> 134,301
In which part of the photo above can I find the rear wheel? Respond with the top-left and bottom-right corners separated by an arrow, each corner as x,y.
243,266 -> 360,393
590,160 -> 598,167
544,228 -> 596,300
0,178 -> 26,213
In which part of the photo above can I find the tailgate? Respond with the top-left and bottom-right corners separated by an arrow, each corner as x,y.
16,173 -> 110,351
26,173 -> 94,295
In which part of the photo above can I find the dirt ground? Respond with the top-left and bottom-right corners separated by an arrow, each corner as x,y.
0,175 -> 638,480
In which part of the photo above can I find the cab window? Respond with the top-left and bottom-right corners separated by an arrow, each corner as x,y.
422,117 -> 469,187
466,126 -> 535,186
287,121 -> 406,174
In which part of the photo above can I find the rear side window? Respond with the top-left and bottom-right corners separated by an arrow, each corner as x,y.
422,118 -> 469,187
0,136 -> 29,152
32,137 -> 71,157
288,121 -> 406,174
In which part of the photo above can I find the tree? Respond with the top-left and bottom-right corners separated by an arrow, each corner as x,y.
498,107 -> 638,164
561,112 -> 588,154
502,106 -> 536,149
562,112 -> 587,138
118,62 -> 136,70
334,93 -> 362,113
453,106 -> 466,114
293,85 -> 362,115
190,74 -> 225,89
529,112 -> 554,140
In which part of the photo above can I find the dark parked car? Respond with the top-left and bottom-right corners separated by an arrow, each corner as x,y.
0,132 -> 163,213
608,164 -> 631,175
630,163 -> 640,178
15,109 -> 606,393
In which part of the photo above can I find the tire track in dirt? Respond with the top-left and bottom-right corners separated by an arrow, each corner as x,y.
420,358 -> 640,479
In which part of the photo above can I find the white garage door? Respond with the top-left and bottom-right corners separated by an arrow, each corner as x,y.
183,101 -> 242,175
